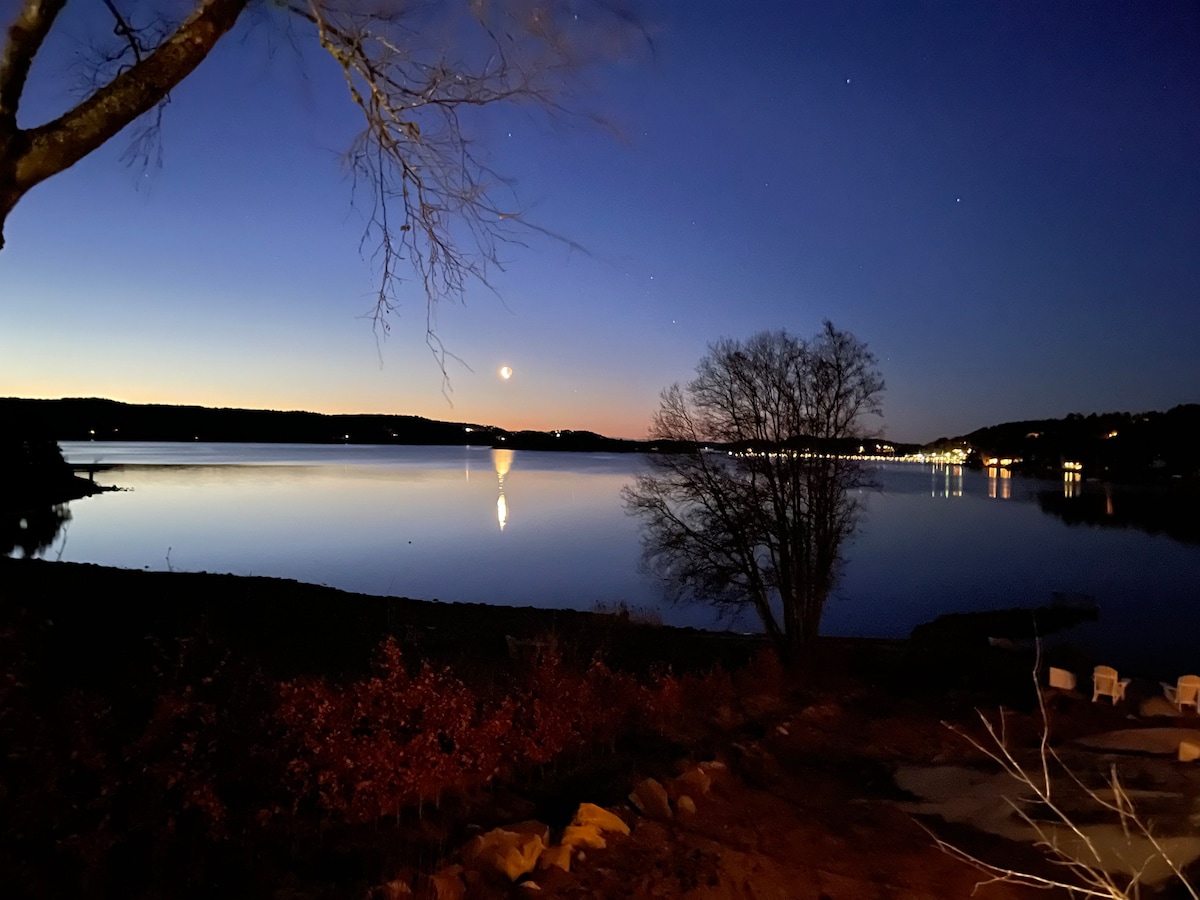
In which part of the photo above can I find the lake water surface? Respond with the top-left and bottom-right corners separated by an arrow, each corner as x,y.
33,442 -> 1200,673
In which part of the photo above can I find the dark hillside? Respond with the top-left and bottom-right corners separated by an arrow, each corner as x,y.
957,404 -> 1200,481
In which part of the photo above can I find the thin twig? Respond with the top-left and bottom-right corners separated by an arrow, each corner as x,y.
930,650 -> 1198,900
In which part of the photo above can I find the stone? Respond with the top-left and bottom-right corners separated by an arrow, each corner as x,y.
421,866 -> 465,900
676,795 -> 696,815
712,704 -> 742,728
380,878 -> 414,899
1180,740 -> 1200,762
672,765 -> 712,799
558,802 -> 630,853
463,821 -> 549,881
538,843 -> 573,872
571,803 -> 630,836
561,823 -> 607,850
629,777 -> 673,820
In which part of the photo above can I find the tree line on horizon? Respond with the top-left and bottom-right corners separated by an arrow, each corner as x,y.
6,396 -> 1196,465
0,397 -> 646,452
938,403 -> 1200,481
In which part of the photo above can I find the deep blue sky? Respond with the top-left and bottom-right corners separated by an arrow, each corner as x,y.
2,1 -> 1197,442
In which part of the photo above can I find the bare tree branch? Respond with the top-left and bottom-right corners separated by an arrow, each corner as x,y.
18,0 -> 249,190
100,0 -> 146,65
1,0 -> 644,366
287,0 -> 637,380
929,656 -> 1200,899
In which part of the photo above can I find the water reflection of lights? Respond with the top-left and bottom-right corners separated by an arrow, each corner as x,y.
987,466 -> 1012,500
930,463 -> 963,498
492,448 -> 514,531
1063,470 -> 1081,498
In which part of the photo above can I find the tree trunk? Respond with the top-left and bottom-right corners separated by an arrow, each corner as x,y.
0,0 -> 249,250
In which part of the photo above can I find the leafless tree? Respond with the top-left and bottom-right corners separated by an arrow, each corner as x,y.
0,1 -> 640,357
622,323 -> 885,659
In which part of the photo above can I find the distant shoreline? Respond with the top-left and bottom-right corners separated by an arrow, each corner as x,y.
1,396 -> 651,453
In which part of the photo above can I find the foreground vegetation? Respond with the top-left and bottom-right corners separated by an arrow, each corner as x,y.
0,558 -> 771,898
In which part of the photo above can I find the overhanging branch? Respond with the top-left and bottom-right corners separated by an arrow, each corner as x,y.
15,0 -> 248,192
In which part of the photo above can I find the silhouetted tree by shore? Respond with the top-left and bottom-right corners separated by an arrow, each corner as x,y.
1036,483 -> 1200,547
0,419 -> 98,511
0,503 -> 69,557
624,323 -> 885,659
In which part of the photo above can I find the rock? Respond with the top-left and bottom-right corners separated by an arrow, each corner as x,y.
910,605 -> 1096,646
671,765 -> 712,799
559,802 -> 631,853
538,843 -> 573,872
379,878 -> 414,899
744,691 -> 785,717
520,882 -> 542,891
561,823 -> 608,850
1180,740 -> 1200,762
712,704 -> 742,728
629,777 -> 673,820
801,701 -> 842,722
418,866 -> 465,900
571,802 -> 630,836
463,821 -> 549,881
676,795 -> 696,815
1141,696 -> 1180,718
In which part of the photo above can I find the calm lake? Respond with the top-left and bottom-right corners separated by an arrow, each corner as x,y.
29,442 -> 1200,673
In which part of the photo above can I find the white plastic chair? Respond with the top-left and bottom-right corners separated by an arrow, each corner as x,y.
1092,665 -> 1130,704
1160,674 -> 1200,713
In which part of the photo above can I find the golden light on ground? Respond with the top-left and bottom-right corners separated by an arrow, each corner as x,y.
499,366 -> 513,380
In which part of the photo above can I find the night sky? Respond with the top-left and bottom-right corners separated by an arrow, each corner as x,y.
2,1 -> 1197,443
